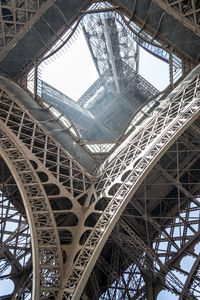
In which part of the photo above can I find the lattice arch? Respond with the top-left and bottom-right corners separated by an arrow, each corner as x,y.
60,69 -> 200,299
1,70 -> 200,299
0,121 -> 63,299
0,78 -> 94,298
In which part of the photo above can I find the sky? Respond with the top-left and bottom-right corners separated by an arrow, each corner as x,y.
157,290 -> 179,300
0,278 -> 14,296
139,46 -> 169,91
41,29 -> 99,101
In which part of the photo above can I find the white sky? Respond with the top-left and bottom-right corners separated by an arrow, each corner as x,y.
0,279 -> 14,296
41,30 -> 99,101
139,46 -> 169,91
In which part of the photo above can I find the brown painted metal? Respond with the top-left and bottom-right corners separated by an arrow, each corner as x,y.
1,1 -> 200,299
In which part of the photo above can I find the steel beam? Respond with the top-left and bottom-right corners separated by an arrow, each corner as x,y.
153,0 -> 200,37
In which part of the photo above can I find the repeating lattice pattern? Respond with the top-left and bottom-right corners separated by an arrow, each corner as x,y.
0,125 -> 62,299
0,0 -> 54,53
62,73 -> 200,299
0,183 -> 31,298
95,125 -> 200,299
154,0 -> 200,36
0,87 -> 91,198
0,82 -> 99,298
1,74 -> 200,298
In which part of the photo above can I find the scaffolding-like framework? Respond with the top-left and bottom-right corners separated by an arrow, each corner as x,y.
1,1 -> 200,300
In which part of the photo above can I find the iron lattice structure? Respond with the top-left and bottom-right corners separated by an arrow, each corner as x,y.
1,0 -> 200,300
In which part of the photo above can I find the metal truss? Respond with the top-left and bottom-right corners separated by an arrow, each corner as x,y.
1,65 -> 200,298
0,82 -> 92,298
85,116 -> 200,299
82,9 -> 138,91
0,161 -> 32,299
37,95 -> 81,141
61,70 -> 200,298
1,3 -> 200,300
77,62 -> 158,111
25,0 -> 190,106
153,0 -> 200,37
0,123 -> 64,299
0,0 -> 55,60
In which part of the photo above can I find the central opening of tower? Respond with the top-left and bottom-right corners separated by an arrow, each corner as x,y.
33,3 -> 172,103
38,9 -> 140,103
27,1 -> 181,157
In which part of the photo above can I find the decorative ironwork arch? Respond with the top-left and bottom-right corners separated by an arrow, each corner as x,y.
61,70 -> 200,299
0,121 -> 63,298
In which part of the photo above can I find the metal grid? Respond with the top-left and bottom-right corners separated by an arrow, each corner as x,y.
154,0 -> 200,36
0,0 -> 55,59
61,65 -> 200,300
1,61 -> 200,300
1,1 -> 200,299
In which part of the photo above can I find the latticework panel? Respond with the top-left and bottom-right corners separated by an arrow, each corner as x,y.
1,70 -> 200,299
0,81 -> 93,298
0,126 -> 62,299
153,0 -> 200,36
60,68 -> 200,298
0,0 -> 56,58
1,0 -> 200,299
0,166 -> 31,299
84,124 -> 200,299
0,84 -> 91,197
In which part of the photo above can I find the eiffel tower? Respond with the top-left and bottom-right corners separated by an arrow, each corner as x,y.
1,1 -> 200,299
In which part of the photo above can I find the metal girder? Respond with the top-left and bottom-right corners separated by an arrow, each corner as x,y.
98,244 -> 144,300
0,0 -> 56,61
100,125 -> 200,299
102,17 -> 121,94
1,25 -> 200,298
61,66 -> 200,299
0,69 -> 199,298
157,164 -> 200,208
0,0 -> 196,81
89,270 -> 101,299
0,123 -> 63,299
180,254 -> 200,300
118,219 -> 185,295
0,78 -> 97,298
153,0 -> 200,37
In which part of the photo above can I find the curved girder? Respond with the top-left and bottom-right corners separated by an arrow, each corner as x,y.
96,124 -> 200,300
0,121 -> 63,298
0,79 -> 90,299
0,76 -> 96,298
1,31 -> 200,299
60,67 -> 200,298
1,69 -> 200,299
38,98 -> 81,141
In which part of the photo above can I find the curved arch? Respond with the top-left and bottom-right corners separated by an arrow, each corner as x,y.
0,140 -> 40,298
0,122 -> 63,298
60,72 -> 200,298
